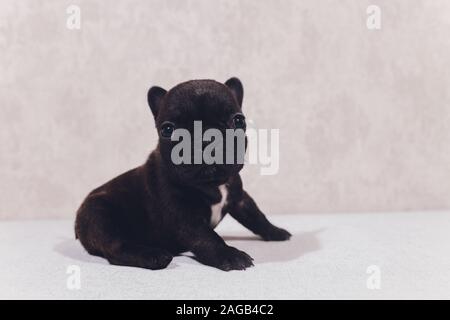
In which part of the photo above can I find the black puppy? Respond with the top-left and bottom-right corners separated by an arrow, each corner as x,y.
75,78 -> 291,271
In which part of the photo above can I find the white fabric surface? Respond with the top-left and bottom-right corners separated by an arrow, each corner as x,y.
1,212 -> 449,299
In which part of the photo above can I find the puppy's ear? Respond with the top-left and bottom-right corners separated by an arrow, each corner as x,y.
147,86 -> 167,119
225,77 -> 244,108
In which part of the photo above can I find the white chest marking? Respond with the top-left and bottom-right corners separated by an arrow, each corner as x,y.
210,184 -> 228,228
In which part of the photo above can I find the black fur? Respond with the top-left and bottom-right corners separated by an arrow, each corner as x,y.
75,78 -> 291,271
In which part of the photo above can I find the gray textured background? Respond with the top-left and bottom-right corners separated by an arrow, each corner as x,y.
1,0 -> 450,219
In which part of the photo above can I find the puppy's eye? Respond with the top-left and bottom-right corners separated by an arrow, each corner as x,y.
232,114 -> 246,130
160,121 -> 175,138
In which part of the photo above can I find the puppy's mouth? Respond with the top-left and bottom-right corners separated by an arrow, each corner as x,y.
196,165 -> 228,183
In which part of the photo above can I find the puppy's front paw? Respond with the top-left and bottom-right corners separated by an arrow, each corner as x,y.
261,226 -> 292,241
213,246 -> 254,271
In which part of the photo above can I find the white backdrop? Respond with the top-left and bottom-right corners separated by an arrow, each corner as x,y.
1,0 -> 450,218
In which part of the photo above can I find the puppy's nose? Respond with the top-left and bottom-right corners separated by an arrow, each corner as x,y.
192,140 -> 210,151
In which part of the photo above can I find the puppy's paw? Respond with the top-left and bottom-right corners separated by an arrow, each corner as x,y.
106,247 -> 173,270
213,246 -> 254,271
260,226 -> 292,241
150,249 -> 173,270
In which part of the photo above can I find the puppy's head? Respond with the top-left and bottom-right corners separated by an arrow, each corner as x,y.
147,78 -> 246,186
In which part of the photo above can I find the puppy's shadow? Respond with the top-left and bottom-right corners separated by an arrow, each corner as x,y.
54,229 -> 324,268
221,229 -> 324,264
53,238 -> 179,270
54,237 -> 109,265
